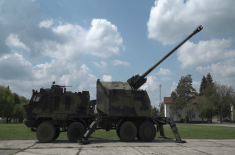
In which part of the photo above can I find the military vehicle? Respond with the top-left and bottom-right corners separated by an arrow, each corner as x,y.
24,25 -> 203,144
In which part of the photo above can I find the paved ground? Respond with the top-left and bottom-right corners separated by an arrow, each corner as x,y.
1,139 -> 235,155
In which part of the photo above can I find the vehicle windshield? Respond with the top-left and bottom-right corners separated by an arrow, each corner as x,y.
32,94 -> 42,102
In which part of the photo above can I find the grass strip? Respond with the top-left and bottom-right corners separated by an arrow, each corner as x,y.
1,122 -> 235,140
77,146 -> 82,155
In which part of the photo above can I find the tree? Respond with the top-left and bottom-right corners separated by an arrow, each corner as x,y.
198,96 -> 216,123
206,73 -> 213,85
0,87 -> 14,123
151,105 -> 160,118
170,91 -> 181,121
183,101 -> 197,123
172,74 -> 197,123
13,93 -> 21,123
203,82 -> 235,123
14,102 -> 27,123
13,93 -> 21,105
159,102 -> 164,117
199,76 -> 207,96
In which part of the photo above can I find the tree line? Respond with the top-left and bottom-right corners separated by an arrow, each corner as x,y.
168,73 -> 235,123
0,86 -> 29,123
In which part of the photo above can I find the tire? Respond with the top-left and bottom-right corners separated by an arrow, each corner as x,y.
53,128 -> 60,140
139,121 -> 156,142
119,121 -> 137,142
67,122 -> 85,142
116,128 -> 120,139
36,122 -> 55,143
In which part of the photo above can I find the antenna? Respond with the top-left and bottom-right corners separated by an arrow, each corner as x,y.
159,84 -> 162,106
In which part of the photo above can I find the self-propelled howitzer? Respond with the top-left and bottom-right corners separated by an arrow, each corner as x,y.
79,25 -> 203,144
127,25 -> 203,90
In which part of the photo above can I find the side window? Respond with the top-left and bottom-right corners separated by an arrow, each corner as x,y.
54,96 -> 60,110
32,94 -> 42,102
65,96 -> 71,111
33,95 -> 37,101
35,96 -> 40,102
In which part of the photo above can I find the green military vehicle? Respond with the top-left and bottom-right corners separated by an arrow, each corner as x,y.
24,25 -> 203,144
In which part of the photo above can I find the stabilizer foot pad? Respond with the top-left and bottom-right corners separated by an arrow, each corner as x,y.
79,138 -> 90,145
158,136 -> 168,139
176,139 -> 186,143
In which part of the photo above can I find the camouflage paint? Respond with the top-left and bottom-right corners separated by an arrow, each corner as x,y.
25,83 -> 92,123
96,79 -> 151,117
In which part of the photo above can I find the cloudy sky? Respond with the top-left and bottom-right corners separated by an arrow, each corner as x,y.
1,0 -> 235,109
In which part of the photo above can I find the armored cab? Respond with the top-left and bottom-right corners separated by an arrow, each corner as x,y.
24,82 -> 95,143
96,80 -> 151,117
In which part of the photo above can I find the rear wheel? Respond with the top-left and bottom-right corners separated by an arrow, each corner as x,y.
36,122 -> 55,143
139,121 -> 156,142
116,128 -> 120,139
67,122 -> 85,142
119,121 -> 137,142
53,128 -> 60,140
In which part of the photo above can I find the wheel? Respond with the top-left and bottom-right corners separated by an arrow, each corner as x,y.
67,122 -> 85,142
36,122 -> 55,143
139,121 -> 156,142
53,127 -> 60,140
116,128 -> 120,139
119,121 -> 137,142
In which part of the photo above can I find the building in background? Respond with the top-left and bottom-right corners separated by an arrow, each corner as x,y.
163,97 -> 209,123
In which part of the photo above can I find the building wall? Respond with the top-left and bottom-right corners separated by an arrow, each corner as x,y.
164,103 -> 207,122
231,105 -> 234,121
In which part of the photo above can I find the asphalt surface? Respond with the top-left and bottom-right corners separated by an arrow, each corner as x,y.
1,139 -> 235,155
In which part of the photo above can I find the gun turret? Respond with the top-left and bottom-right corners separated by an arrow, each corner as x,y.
51,81 -> 72,89
127,25 -> 203,89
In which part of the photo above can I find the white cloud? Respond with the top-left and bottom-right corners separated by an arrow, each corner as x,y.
169,82 -> 178,94
39,19 -> 54,28
147,0 -> 235,45
140,76 -> 159,93
192,81 -> 200,93
5,34 -> 29,50
93,61 -> 107,70
0,1 -> 125,100
156,68 -> 174,76
102,75 -> 112,81
178,39 -> 235,68
196,58 -> 235,86
0,53 -> 33,80
40,19 -> 124,61
112,59 -> 130,67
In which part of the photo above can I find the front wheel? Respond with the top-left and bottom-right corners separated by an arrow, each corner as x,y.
36,122 -> 55,143
67,122 -> 85,142
53,127 -> 60,140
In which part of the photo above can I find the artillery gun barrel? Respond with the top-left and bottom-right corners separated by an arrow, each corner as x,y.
127,25 -> 203,90
141,25 -> 203,78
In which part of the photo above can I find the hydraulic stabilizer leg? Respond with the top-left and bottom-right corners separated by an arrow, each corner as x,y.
158,125 -> 168,138
166,117 -> 186,143
79,115 -> 103,144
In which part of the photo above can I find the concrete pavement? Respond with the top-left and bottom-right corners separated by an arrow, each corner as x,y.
0,139 -> 235,155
